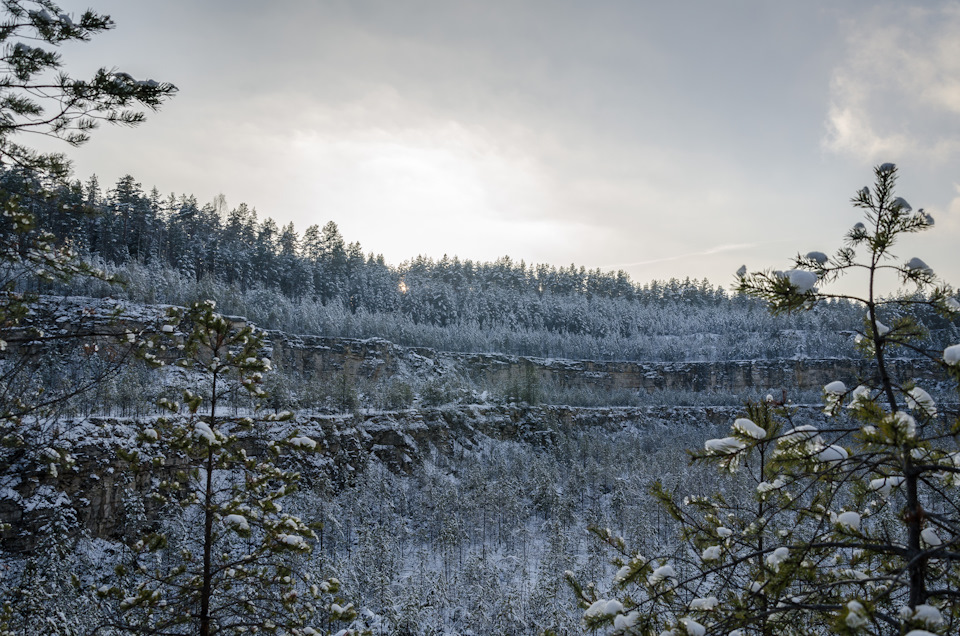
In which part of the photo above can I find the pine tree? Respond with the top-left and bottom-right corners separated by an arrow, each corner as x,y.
97,301 -> 362,635
0,0 -> 175,507
570,164 -> 960,635
0,1 -> 176,177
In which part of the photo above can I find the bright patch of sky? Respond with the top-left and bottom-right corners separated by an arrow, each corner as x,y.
38,1 -> 960,292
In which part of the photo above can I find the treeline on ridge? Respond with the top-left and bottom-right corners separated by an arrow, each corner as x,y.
5,168 -> 956,361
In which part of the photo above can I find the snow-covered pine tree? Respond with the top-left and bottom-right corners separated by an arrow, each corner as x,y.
569,164 -> 960,635
0,0 -> 175,538
96,301 -> 362,635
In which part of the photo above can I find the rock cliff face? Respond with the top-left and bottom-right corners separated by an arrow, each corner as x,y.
2,298 -> 946,552
268,332 -> 940,396
14,296 -> 941,397
0,403 -> 794,551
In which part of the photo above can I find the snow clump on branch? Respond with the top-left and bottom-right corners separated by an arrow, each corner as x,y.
845,601 -> 869,628
906,257 -> 932,273
689,596 -> 719,611
869,476 -> 905,497
613,611 -> 640,631
765,547 -> 790,571
900,604 -> 944,628
892,197 -> 912,212
733,418 -> 765,439
818,445 -> 849,463
648,564 -> 677,586
223,514 -> 250,532
585,599 -> 623,619
944,344 -> 960,366
782,269 -> 818,293
888,412 -> 917,440
832,511 -> 860,531
848,385 -> 872,408
704,437 -> 746,454
824,381 -> 846,413
289,436 -> 317,450
906,387 -> 937,418
679,617 -> 706,636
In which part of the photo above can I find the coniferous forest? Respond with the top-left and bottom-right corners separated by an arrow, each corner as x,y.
5,168 -> 959,366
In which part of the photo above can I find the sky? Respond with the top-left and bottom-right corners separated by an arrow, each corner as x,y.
30,1 -> 960,293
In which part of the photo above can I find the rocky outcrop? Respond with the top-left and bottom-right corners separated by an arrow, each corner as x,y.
268,331 -> 941,396
0,403 -> 827,552
16,296 -> 942,398
3,297 -> 948,553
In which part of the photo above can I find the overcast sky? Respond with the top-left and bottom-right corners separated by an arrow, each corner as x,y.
36,1 -> 960,292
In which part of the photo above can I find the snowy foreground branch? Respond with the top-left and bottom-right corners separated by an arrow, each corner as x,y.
570,164 -> 960,635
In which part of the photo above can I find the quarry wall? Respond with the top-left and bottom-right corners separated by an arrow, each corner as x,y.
268,332 -> 941,396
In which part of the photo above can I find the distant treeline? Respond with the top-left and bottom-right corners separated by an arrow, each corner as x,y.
5,168 -> 957,361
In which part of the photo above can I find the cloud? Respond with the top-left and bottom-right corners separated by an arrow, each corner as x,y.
823,5 -> 960,163
948,183 -> 960,221
603,242 -> 768,269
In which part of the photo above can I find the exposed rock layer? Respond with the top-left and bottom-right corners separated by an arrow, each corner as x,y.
269,332 -> 941,395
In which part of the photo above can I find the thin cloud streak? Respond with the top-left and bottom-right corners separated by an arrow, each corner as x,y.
602,242 -> 771,270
